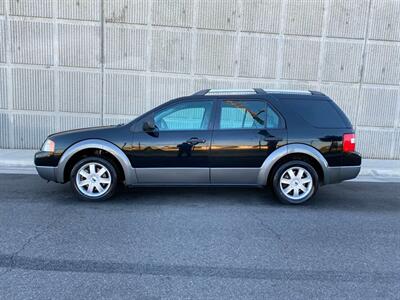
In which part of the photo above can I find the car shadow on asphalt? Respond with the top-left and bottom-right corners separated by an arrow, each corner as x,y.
102,181 -> 400,213
1,175 -> 399,213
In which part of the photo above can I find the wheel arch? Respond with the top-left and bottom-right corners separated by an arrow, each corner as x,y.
257,144 -> 329,186
56,139 -> 136,184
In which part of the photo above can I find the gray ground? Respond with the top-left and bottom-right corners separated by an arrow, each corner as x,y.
0,174 -> 399,299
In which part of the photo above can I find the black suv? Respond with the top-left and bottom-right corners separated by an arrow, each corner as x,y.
34,89 -> 361,204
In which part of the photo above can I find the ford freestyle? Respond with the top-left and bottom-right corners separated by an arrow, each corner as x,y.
34,89 -> 361,204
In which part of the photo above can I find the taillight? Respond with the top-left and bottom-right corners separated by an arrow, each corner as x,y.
343,133 -> 356,152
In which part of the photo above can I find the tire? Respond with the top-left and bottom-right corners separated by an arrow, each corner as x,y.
70,156 -> 118,201
272,160 -> 319,205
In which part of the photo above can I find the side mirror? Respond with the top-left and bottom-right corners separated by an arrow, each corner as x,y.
143,120 -> 156,132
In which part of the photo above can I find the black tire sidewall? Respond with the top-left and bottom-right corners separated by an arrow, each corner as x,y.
70,156 -> 118,201
272,160 -> 319,205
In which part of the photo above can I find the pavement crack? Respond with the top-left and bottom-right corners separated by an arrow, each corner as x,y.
0,268 -> 10,277
249,211 -> 283,243
0,215 -> 60,278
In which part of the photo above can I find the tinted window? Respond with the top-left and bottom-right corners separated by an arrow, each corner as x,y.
220,100 -> 266,129
266,105 -> 282,129
154,101 -> 213,131
282,99 -> 346,128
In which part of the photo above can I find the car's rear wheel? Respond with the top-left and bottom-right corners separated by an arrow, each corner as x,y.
70,156 -> 118,201
272,160 -> 318,204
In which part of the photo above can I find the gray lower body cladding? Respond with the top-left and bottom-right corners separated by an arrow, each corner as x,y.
324,165 -> 361,184
35,141 -> 361,186
36,166 -> 59,182
36,165 -> 361,186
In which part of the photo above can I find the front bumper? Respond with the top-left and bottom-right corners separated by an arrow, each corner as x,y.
324,165 -> 361,185
35,150 -> 62,183
36,166 -> 58,182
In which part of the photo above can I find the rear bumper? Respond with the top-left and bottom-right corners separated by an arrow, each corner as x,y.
324,165 -> 361,185
36,166 -> 58,182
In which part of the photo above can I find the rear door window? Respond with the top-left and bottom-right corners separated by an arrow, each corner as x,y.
266,105 -> 282,129
218,100 -> 284,129
219,100 -> 266,129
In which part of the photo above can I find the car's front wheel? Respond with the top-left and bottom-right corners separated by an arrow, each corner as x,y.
70,156 -> 118,201
272,160 -> 318,204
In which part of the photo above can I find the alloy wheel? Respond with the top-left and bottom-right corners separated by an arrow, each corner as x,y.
75,162 -> 112,197
279,166 -> 313,201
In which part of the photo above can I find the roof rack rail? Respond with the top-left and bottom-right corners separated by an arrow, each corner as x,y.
262,89 -> 312,95
192,89 -> 262,96
192,88 -> 314,96
309,90 -> 325,96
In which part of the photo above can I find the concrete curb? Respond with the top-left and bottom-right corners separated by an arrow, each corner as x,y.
0,150 -> 37,174
359,159 -> 400,177
0,149 -> 399,182
355,159 -> 400,183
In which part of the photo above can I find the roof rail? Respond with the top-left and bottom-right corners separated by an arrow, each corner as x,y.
192,89 -> 211,96
192,88 -> 313,96
262,89 -> 312,95
193,89 -> 261,96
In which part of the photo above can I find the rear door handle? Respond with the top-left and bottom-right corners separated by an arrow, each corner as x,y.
187,137 -> 206,144
263,137 -> 283,142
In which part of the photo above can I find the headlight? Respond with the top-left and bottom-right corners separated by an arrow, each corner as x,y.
41,139 -> 55,152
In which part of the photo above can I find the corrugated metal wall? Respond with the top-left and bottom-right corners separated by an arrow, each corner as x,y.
0,0 -> 399,159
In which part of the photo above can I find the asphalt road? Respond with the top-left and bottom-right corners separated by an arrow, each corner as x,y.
0,174 -> 399,299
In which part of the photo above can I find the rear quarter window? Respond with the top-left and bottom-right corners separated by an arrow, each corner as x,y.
282,98 -> 348,128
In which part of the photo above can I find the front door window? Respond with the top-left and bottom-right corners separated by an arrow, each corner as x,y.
154,101 -> 213,131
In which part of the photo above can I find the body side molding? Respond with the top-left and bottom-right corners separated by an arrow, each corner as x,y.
56,139 -> 137,184
256,144 -> 329,185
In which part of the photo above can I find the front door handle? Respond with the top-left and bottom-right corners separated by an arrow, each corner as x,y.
186,137 -> 206,144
